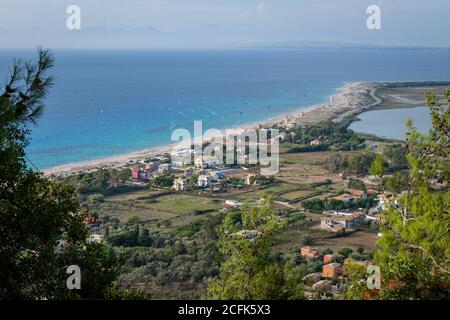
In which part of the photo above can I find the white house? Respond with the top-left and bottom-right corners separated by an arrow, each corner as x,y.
198,174 -> 211,188
173,178 -> 188,191
195,156 -> 220,169
158,163 -> 171,174
88,234 -> 104,243
225,200 -> 243,208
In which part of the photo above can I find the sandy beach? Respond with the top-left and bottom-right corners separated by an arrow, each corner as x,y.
44,82 -> 379,176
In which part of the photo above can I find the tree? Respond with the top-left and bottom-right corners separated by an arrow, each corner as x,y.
348,153 -> 375,176
370,154 -> 385,190
373,88 -> 450,299
384,172 -> 407,193
324,154 -> 343,173
347,178 -> 367,191
383,144 -> 408,171
0,49 -> 143,299
152,173 -> 175,188
338,247 -> 353,258
206,197 -> 290,299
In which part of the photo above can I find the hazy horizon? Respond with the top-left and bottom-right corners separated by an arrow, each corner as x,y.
1,0 -> 450,49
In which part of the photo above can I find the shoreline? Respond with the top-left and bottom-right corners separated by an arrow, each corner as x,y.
43,81 -> 379,176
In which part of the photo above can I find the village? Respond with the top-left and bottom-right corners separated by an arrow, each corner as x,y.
50,84 -> 420,299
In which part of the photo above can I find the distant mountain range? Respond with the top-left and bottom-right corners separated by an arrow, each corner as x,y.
1,26 -> 449,50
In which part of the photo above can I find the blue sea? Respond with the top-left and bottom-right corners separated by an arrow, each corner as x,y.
0,48 -> 449,169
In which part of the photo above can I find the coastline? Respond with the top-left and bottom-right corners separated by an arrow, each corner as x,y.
43,82 -> 378,176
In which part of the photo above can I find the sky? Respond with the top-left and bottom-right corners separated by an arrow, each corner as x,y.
1,0 -> 450,48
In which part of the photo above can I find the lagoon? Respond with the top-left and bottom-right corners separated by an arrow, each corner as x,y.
349,107 -> 432,140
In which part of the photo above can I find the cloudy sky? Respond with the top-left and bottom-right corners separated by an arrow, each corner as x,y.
1,0 -> 449,48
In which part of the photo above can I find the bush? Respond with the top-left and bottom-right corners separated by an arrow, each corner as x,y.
338,247 -> 353,258
287,144 -> 329,153
87,193 -> 105,204
347,178 -> 367,191
302,199 -> 325,212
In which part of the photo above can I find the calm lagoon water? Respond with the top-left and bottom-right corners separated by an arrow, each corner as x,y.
0,48 -> 449,169
349,107 -> 432,140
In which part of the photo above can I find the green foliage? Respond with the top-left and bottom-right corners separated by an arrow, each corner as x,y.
287,144 -> 329,153
384,172 -> 408,193
324,154 -> 343,173
302,198 -> 325,212
342,259 -> 368,300
0,49 -> 143,300
173,220 -> 207,238
151,174 -> 175,188
61,168 -> 136,195
347,178 -> 367,191
87,193 -> 105,204
383,144 -> 409,171
206,198 -> 292,300
370,154 -> 385,188
338,247 -> 354,258
348,153 -> 375,176
369,88 -> 450,300
302,197 -> 375,213
283,119 -> 366,152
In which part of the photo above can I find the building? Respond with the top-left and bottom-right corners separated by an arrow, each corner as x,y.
88,234 -> 104,243
131,167 -> 148,182
300,246 -> 320,260
232,229 -> 261,241
173,178 -> 188,191
198,174 -> 211,188
139,170 -> 148,182
194,158 -> 207,170
332,193 -> 357,203
322,263 -> 342,278
310,139 -> 321,146
302,272 -> 322,285
158,163 -> 171,174
323,254 -> 340,264
347,189 -> 368,199
224,200 -> 243,208
195,156 -> 220,169
300,246 -> 311,256
320,211 -> 365,231
377,193 -> 399,211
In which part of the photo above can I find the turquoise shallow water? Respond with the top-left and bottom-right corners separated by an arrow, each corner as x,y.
349,106 -> 433,140
0,48 -> 449,169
